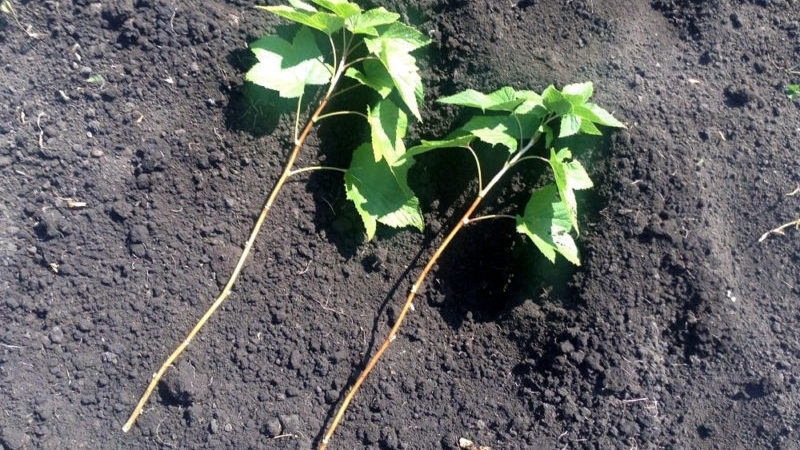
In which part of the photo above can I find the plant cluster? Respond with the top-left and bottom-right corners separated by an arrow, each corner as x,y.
122,1 -> 625,448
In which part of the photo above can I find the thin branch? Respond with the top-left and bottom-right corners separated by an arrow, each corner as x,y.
320,196 -> 485,449
123,60 -> 352,435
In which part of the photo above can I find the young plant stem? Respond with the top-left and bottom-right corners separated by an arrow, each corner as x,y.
320,194 -> 484,450
123,62 -> 347,433
320,121 -> 551,447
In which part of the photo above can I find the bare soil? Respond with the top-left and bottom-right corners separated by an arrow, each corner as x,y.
1,0 -> 799,449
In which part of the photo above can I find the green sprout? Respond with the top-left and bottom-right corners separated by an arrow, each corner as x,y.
86,74 -> 104,84
786,84 -> 799,100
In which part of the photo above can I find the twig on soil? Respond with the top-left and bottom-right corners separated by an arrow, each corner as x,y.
758,218 -> 800,242
36,113 -> 46,149
0,342 -> 23,349
0,0 -> 43,39
786,187 -> 800,197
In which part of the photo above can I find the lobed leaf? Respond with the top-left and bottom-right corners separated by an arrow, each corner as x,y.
345,143 -> 424,240
256,4 -> 343,35
548,148 -> 592,233
558,113 -> 582,138
368,98 -> 408,165
541,85 -> 573,115
309,0 -> 361,18
405,135 -> 475,159
365,23 -> 431,120
345,59 -> 394,98
516,184 -> 580,265
460,116 -> 518,152
246,27 -> 331,98
579,119 -> 602,136
574,103 -> 625,128
346,7 -> 400,35
561,81 -> 593,105
514,90 -> 545,115
438,87 -> 525,112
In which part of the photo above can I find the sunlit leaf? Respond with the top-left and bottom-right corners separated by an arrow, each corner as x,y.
561,81 -> 593,105
558,113 -> 582,138
345,143 -> 424,240
368,98 -> 408,165
574,103 -> 625,128
579,119 -> 602,135
438,86 -> 524,112
346,7 -> 400,35
257,4 -> 344,34
309,0 -> 361,18
516,184 -> 580,265
549,148 -> 592,233
365,23 -> 431,120
345,59 -> 393,98
405,135 -> 475,159
541,85 -> 572,115
460,116 -> 518,152
246,27 -> 331,98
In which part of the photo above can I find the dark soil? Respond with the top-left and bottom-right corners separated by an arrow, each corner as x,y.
2,0 -> 799,449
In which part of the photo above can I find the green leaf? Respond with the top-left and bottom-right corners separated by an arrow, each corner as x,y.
345,7 -> 400,35
514,90 -> 545,115
516,184 -> 580,265
86,74 -> 104,84
345,143 -> 424,240
460,116 -> 518,152
256,4 -> 344,35
365,23 -> 431,120
786,84 -> 799,100
559,113 -> 582,138
367,22 -> 430,52
405,135 -> 475,159
368,98 -> 408,165
579,119 -> 602,136
309,0 -> 361,18
345,59 -> 394,98
564,159 -> 593,191
541,85 -> 573,115
561,81 -> 593,105
438,87 -> 524,112
287,0 -> 318,11
246,28 -> 331,98
574,103 -> 625,128
549,148 -> 592,233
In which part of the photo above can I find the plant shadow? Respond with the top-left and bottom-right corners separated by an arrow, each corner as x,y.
424,129 -> 617,330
